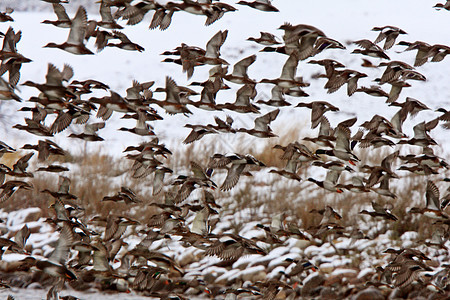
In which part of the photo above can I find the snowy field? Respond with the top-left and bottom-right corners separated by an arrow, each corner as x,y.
1,0 -> 450,155
0,0 -> 450,299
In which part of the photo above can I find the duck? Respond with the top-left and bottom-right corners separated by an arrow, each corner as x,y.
355,132 -> 395,148
119,111 -> 155,136
128,154 -> 164,179
260,51 -> 310,88
183,124 -> 218,144
361,58 -> 378,68
207,153 -> 265,191
204,2 -> 237,26
0,75 -> 21,101
34,222 -> 77,281
315,124 -> 360,165
399,69 -> 426,81
209,115 -> 236,133
185,81 -> 222,111
0,27 -> 32,86
90,0 -> 124,30
312,160 -> 354,173
0,180 -> 33,203
218,83 -> 260,113
247,31 -> 281,45
397,121 -> 438,148
269,151 -> 303,182
21,139 -> 67,162
0,141 -> 15,158
372,26 -> 407,50
391,260 -> 432,288
41,4 -> 71,28
237,0 -> 279,12
0,7 -> 13,22
285,258 -> 317,278
13,118 -> 53,137
105,30 -> 144,52
303,116 -> 335,147
68,122 -> 105,141
113,0 -> 160,26
355,85 -> 389,99
312,36 -> 346,56
36,165 -> 69,173
307,169 -> 344,193
205,233 -> 266,260
152,166 -> 173,196
44,6 -> 94,55
104,215 -> 140,241
149,5 -> 179,31
274,141 -> 319,162
370,175 -> 397,199
223,54 -> 257,84
377,60 -> 414,84
193,30 -> 229,66
168,0 -> 234,26
359,201 -> 398,221
341,176 -> 370,193
308,58 -> 345,79
434,1 -> 450,10
22,63 -> 75,101
69,78 -> 109,91
399,147 -> 448,170
237,108 -> 279,138
351,39 -> 390,59
362,151 -> 399,187
147,76 -> 192,116
323,69 -> 367,96
409,180 -> 449,220
7,152 -> 33,178
427,44 -> 450,63
296,100 -> 339,129
172,161 -> 217,203
397,40 -> 432,67
90,90 -> 134,120
385,80 -> 411,103
278,23 -> 326,60
256,85 -> 292,107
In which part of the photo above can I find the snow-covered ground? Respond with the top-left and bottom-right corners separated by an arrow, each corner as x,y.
1,0 -> 450,155
0,0 -> 450,299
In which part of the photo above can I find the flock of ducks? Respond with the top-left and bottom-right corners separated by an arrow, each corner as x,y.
0,0 -> 450,299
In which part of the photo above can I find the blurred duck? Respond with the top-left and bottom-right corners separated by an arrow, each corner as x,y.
434,1 -> 450,10
256,85 -> 292,107
410,180 -> 449,220
247,31 -> 281,45
307,169 -> 344,193
237,0 -> 279,12
207,153 -> 265,191
351,39 -> 390,59
372,25 -> 407,50
359,201 -> 398,221
296,100 -> 339,129
0,7 -> 13,22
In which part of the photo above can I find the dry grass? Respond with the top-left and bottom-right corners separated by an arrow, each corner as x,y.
1,120 -> 448,242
